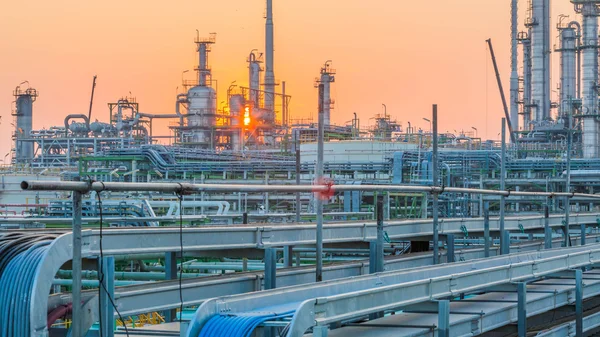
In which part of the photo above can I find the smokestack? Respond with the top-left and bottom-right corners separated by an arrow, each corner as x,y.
264,0 -> 275,112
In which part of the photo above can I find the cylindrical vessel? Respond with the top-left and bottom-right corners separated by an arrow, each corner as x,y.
522,35 -> 532,128
229,94 -> 244,151
69,122 -> 89,134
581,3 -> 599,158
321,73 -> 332,126
530,0 -> 550,122
187,86 -> 216,148
559,26 -> 577,119
90,122 -> 116,135
15,93 -> 34,163
248,52 -> 261,107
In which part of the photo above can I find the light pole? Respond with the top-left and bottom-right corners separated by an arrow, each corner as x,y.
423,118 -> 431,133
471,126 -> 478,138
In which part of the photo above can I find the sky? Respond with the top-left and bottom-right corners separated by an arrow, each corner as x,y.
0,0 -> 578,159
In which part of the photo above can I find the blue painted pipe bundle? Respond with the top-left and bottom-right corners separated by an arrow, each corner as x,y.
197,311 -> 294,337
0,233 -> 57,337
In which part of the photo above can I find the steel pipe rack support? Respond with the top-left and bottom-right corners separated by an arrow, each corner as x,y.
99,257 -> 115,337
186,243 -> 600,337
375,195 -> 384,273
517,282 -> 527,337
51,235 -> 590,337
500,118 -> 507,255
484,202 -> 490,257
437,300 -> 449,337
502,230 -> 511,255
545,200 -> 552,249
71,185 -> 83,337
446,234 -> 455,263
576,268 -> 583,337
164,252 -> 178,322
432,104 -> 440,265
264,248 -> 276,290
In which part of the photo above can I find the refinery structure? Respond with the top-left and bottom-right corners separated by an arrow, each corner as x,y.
8,1 -> 600,337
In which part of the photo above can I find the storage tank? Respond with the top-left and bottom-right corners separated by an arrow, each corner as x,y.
187,86 -> 216,147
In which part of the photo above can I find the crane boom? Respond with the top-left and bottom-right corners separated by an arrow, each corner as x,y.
88,75 -> 97,121
486,39 -> 516,143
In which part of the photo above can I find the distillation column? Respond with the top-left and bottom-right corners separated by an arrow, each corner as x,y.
248,51 -> 262,107
510,0 -> 520,131
521,33 -> 533,127
558,24 -> 577,121
317,62 -> 335,126
575,2 -> 599,158
529,0 -> 551,122
13,86 -> 38,164
264,0 -> 275,113
187,34 -> 217,148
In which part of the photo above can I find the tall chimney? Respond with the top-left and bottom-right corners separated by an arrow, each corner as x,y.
264,0 -> 275,113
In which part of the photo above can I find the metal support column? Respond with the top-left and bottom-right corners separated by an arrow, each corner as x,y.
484,202 -> 490,257
376,195 -> 384,273
295,147 -> 301,223
500,118 -> 507,255
576,268 -> 583,337
164,252 -> 177,322
242,212 -> 248,225
313,326 -> 329,337
99,257 -> 115,337
545,199 -> 552,249
72,180 -> 83,337
264,248 -> 276,290
438,300 -> 450,337
369,241 -> 377,274
316,83 -> 325,282
518,282 -> 527,337
432,104 -> 440,264
502,230 -> 510,254
567,111 -> 573,246
283,246 -> 293,268
446,234 -> 455,263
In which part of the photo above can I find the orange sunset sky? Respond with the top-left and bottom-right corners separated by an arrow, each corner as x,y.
0,1 -> 578,158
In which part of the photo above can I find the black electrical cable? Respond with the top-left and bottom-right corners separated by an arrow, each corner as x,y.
96,189 -> 130,337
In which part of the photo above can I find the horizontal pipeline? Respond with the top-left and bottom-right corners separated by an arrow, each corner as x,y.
21,180 -> 600,199
56,270 -> 211,281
